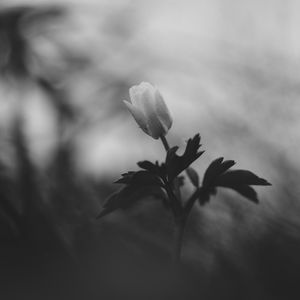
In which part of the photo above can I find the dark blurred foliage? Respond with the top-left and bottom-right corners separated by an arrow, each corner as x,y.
0,5 -> 64,78
0,3 -> 300,300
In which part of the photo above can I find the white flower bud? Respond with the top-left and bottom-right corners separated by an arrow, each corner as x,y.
123,82 -> 172,139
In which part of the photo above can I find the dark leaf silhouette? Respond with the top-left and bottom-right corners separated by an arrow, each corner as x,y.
137,160 -> 166,178
115,170 -> 163,187
97,185 -> 165,218
221,185 -> 259,203
215,170 -> 271,187
201,158 -> 271,205
114,171 -> 137,184
202,157 -> 235,187
98,169 -> 166,218
137,160 -> 157,171
166,134 -> 204,181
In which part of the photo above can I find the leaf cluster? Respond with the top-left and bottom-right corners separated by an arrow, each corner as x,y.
98,134 -> 204,218
98,134 -> 271,218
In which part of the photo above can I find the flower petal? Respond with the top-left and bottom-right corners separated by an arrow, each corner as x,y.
123,100 -> 149,134
129,82 -> 155,110
125,82 -> 172,139
154,89 -> 172,131
135,88 -> 166,138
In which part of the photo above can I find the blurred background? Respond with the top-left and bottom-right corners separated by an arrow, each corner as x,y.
0,0 -> 300,299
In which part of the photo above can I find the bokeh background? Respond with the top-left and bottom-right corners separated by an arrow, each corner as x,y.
0,1 -> 300,299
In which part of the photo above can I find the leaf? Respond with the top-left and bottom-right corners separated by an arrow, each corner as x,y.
115,170 -> 164,187
137,160 -> 156,171
215,170 -> 271,187
98,167 -> 167,218
221,185 -> 259,203
186,167 -> 199,187
97,184 -> 165,218
166,134 -> 204,181
202,157 -> 235,187
200,158 -> 271,205
195,184 -> 216,206
114,171 -> 136,184
137,160 -> 166,179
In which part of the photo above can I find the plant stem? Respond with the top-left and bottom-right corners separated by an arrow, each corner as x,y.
184,187 -> 202,215
159,135 -> 189,264
160,135 -> 170,151
172,189 -> 202,264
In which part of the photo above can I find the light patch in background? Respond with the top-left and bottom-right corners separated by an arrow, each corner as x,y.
0,0 -> 300,181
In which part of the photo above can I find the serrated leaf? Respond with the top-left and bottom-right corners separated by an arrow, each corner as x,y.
186,167 -> 199,187
200,158 -> 270,205
115,170 -> 164,187
97,185 -> 166,218
114,171 -> 136,184
137,160 -> 166,179
202,157 -> 235,187
166,146 -> 179,162
215,170 -> 271,187
165,134 -> 204,181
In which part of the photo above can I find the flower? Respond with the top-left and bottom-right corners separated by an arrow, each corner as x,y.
123,82 -> 172,139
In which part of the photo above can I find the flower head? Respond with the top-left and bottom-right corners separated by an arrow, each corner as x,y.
123,82 -> 172,139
